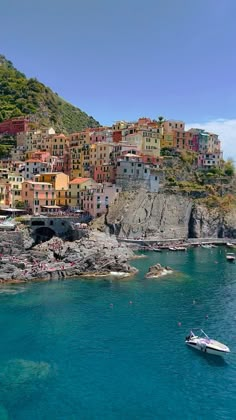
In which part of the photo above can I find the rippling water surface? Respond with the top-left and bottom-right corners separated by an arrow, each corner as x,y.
0,247 -> 236,419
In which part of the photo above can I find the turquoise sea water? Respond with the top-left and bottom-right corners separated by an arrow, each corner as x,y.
0,247 -> 236,419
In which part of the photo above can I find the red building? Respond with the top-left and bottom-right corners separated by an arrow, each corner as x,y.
0,117 -> 29,135
112,130 -> 122,143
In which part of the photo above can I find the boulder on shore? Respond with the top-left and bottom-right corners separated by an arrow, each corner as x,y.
145,263 -> 173,278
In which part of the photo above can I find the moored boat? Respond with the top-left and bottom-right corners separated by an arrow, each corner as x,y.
185,329 -> 230,356
174,246 -> 187,251
226,253 -> 235,262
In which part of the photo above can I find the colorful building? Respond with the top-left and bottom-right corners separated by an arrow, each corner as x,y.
68,178 -> 97,209
21,181 -> 56,214
0,117 -> 29,135
35,172 -> 69,208
116,154 -> 160,192
197,152 -> 223,169
23,159 -> 52,180
93,163 -> 116,184
82,184 -> 121,218
48,134 -> 69,157
69,132 -> 91,179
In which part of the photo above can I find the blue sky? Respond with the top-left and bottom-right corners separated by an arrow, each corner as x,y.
1,0 -> 236,159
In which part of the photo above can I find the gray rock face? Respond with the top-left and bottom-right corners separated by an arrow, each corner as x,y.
103,190 -> 236,240
106,191 -> 192,240
0,231 -> 137,283
189,205 -> 236,238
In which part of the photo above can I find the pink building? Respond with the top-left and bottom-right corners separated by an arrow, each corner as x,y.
31,151 -> 51,162
82,183 -> 121,218
185,130 -> 199,152
93,164 -> 116,183
197,152 -> 223,169
89,128 -> 112,144
21,181 -> 56,214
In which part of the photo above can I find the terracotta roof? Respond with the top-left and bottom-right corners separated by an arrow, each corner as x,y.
25,159 -> 42,163
69,178 -> 90,185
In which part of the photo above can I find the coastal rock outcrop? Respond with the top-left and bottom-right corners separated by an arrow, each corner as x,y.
103,191 -> 193,240
145,263 -> 173,278
0,231 -> 137,283
94,190 -> 236,240
189,205 -> 236,238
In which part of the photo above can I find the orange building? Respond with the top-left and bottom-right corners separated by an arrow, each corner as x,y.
21,181 -> 56,214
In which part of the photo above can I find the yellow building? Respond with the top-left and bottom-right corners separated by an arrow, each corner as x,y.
140,129 -> 160,157
112,121 -> 128,131
68,178 -> 96,209
89,143 -> 113,167
46,134 -> 69,157
56,189 -> 68,207
34,172 -> 69,207
8,173 -> 24,207
160,133 -> 174,149
69,131 -> 91,179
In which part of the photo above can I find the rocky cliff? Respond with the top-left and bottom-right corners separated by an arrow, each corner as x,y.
189,204 -> 236,238
98,190 -> 236,239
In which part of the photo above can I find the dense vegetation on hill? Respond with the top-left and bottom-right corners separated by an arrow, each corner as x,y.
0,55 -> 99,133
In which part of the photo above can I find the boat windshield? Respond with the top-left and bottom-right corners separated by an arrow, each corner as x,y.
190,329 -> 209,339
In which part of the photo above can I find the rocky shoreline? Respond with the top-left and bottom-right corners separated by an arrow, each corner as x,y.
0,231 -> 138,284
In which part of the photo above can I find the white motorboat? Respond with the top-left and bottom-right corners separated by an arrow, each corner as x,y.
227,242 -> 235,249
185,329 -> 230,356
226,253 -> 235,262
174,246 -> 187,251
201,244 -> 212,249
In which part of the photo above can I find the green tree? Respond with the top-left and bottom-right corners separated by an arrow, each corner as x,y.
15,201 -> 26,209
224,159 -> 235,176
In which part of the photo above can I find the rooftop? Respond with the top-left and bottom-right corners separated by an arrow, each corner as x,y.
23,181 -> 52,185
69,178 -> 91,185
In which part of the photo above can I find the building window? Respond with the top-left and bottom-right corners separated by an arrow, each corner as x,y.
124,169 -> 127,173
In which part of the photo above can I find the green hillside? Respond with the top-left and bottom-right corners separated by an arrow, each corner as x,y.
0,55 -> 100,133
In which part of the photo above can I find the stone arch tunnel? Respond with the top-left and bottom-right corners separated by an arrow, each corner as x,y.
33,226 -> 55,244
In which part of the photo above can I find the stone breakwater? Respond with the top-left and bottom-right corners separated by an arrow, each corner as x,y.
0,231 -> 137,284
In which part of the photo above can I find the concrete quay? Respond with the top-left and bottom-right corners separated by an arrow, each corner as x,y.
118,237 -> 236,247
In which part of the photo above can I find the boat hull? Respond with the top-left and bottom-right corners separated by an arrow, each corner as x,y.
186,341 -> 230,356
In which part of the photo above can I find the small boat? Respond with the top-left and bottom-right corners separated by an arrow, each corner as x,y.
152,247 -> 162,252
201,244 -> 212,249
226,242 -> 235,248
226,253 -> 235,262
168,247 -> 177,251
185,329 -> 230,356
174,246 -> 187,251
